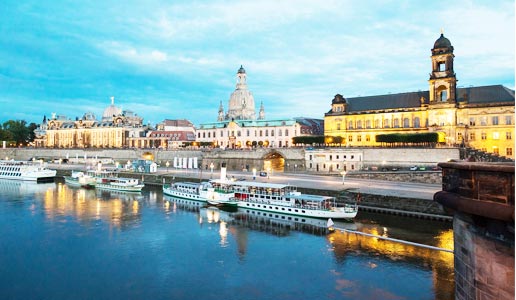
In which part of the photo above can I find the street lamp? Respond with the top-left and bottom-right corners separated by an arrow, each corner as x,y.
341,171 -> 347,185
210,162 -> 214,178
166,161 -> 170,172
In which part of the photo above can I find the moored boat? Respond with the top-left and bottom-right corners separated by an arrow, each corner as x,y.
87,170 -> 144,192
64,171 -> 96,188
162,181 -> 238,208
0,160 -> 56,182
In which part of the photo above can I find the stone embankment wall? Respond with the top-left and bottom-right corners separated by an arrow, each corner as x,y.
346,171 -> 442,184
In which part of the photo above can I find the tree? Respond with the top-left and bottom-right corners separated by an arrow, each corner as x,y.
2,120 -> 29,145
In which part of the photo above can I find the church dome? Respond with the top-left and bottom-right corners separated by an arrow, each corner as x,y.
433,33 -> 452,49
237,65 -> 246,74
103,105 -> 122,119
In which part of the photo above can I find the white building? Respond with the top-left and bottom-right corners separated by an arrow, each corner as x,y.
197,66 -> 323,149
305,148 -> 363,173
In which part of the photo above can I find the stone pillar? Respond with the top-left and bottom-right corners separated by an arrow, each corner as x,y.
434,162 -> 514,300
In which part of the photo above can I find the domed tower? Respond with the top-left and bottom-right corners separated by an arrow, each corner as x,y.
102,96 -> 122,121
258,101 -> 265,120
429,32 -> 457,104
226,65 -> 257,120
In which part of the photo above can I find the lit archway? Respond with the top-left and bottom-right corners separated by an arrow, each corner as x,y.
262,150 -> 285,172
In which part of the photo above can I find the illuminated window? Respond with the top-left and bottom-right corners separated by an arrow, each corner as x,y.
384,119 -> 390,128
336,123 -> 341,130
357,120 -> 362,129
481,132 -> 487,140
507,148 -> 513,156
366,135 -> 370,142
357,135 -> 362,142
348,121 -> 353,129
493,147 -> 499,155
348,135 -> 353,142
506,132 -> 512,140
469,133 -> 475,141
492,132 -> 500,140
366,120 -> 371,129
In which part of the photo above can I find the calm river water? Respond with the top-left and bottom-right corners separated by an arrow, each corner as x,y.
0,179 -> 454,300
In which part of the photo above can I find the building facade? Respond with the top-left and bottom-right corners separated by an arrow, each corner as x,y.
197,66 -> 323,148
324,33 -> 515,159
127,119 -> 196,149
34,97 -> 147,148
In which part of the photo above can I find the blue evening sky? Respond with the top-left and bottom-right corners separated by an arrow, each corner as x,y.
1,0 -> 514,126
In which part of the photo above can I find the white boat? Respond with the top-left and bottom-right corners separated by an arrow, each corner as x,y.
212,179 -> 358,220
0,160 -> 56,182
162,181 -> 239,208
64,171 -> 96,188
88,170 -> 144,192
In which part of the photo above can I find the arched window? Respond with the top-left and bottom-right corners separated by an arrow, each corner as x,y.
384,119 -> 390,128
393,119 -> 400,128
278,129 -> 282,136
414,117 -> 421,128
374,120 -> 380,128
366,120 -> 371,129
357,120 -> 362,129
403,118 -> 410,128
348,121 -> 353,129
336,123 -> 341,130
440,90 -> 447,101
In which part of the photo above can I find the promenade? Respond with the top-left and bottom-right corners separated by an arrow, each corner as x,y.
50,163 -> 440,201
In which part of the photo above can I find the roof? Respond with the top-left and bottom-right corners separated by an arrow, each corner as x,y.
327,85 -> 514,114
210,179 -> 293,190
197,119 -> 297,129
148,130 -> 195,141
161,119 -> 194,127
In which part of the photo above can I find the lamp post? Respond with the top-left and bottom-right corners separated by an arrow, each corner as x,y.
210,162 -> 214,179
341,171 -> 347,185
252,168 -> 256,180
166,161 -> 170,172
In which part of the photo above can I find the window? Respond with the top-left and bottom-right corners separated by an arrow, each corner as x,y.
213,132 -> 216,138
366,135 -> 370,142
357,120 -> 362,129
285,129 -> 289,136
329,155 -> 332,161
414,117 -> 420,128
493,147 -> 499,155
492,116 -> 499,125
208,132 -> 211,138
348,121 -> 353,129
505,116 -> 513,125
457,133 -> 463,141
271,130 -> 274,137
336,123 -> 341,130
265,130 -> 268,137
374,120 -> 380,128
383,119 -> 390,128
357,135 -> 362,142
507,148 -> 513,156
480,117 -> 487,126
469,117 -> 476,126
403,118 -> 410,128
493,132 -> 500,140
393,119 -> 400,128
506,132 -> 512,140
247,130 -> 250,137
469,133 -> 475,141
348,135 -> 353,142
439,62 -> 446,71
259,130 -> 262,137
440,90 -> 447,101
366,120 -> 371,129
237,131 -> 241,137
481,132 -> 487,140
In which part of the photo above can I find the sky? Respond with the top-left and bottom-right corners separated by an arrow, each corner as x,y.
1,0 -> 514,127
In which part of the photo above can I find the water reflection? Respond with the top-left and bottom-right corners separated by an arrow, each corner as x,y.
37,183 -> 145,229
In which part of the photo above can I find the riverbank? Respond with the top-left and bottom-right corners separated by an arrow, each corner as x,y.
55,167 -> 451,221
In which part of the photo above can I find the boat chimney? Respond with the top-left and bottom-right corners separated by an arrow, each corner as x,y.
220,162 -> 227,181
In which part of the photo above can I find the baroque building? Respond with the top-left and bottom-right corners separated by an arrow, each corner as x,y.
34,97 -> 147,148
324,33 -> 515,159
197,66 -> 323,148
127,119 -> 196,149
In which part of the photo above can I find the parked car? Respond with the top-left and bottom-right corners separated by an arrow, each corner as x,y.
418,166 -> 426,171
409,166 -> 418,171
259,171 -> 267,177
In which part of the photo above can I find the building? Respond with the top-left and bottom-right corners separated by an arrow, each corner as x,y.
127,119 -> 196,149
34,97 -> 147,148
324,33 -> 515,159
197,66 -> 323,148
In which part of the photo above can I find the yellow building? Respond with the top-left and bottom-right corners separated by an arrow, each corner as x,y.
35,98 -> 147,148
324,33 -> 515,159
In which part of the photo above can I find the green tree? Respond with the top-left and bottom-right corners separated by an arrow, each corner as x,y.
2,120 -> 29,145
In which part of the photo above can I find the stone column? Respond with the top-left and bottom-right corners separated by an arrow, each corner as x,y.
434,162 -> 514,300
